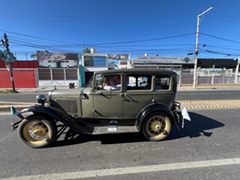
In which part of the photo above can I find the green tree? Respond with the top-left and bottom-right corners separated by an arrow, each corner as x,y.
82,48 -> 91,54
82,48 -> 93,66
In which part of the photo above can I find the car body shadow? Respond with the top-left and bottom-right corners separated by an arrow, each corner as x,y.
51,112 -> 224,148
168,112 -> 224,140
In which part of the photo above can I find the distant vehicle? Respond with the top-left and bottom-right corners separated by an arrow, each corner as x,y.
60,60 -> 78,68
39,60 -> 57,68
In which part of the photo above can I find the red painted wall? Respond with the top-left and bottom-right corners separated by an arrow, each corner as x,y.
0,70 -> 37,88
0,60 -> 38,68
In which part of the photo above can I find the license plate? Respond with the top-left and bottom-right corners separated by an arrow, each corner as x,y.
108,125 -> 117,132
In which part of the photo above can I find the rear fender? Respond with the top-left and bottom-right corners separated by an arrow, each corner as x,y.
136,104 -> 179,131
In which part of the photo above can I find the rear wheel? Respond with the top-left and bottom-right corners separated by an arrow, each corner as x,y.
18,115 -> 56,148
142,112 -> 171,141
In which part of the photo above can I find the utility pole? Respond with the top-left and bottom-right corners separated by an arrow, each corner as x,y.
4,33 -> 9,51
193,6 -> 213,89
2,33 -> 17,92
235,57 -> 240,84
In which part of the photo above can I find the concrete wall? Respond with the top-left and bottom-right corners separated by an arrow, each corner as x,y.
38,80 -> 79,87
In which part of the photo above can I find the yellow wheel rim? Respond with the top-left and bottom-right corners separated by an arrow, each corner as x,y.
22,120 -> 49,145
147,116 -> 167,136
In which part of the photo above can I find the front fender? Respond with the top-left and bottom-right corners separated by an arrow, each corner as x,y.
20,105 -> 92,134
136,104 -> 178,131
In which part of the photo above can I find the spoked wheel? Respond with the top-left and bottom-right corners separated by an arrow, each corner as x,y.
142,112 -> 171,141
18,115 -> 56,148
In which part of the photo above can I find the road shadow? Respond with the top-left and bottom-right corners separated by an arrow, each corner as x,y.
51,112 -> 224,148
168,112 -> 224,140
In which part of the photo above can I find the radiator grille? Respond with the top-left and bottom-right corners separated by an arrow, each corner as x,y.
56,100 -> 77,113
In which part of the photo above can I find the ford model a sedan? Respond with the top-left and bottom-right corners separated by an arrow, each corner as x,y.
12,69 -> 190,148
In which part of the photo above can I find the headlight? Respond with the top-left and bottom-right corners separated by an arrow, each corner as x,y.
36,94 -> 47,105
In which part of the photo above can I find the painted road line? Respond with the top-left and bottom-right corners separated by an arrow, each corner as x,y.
185,104 -> 240,109
179,99 -> 240,103
179,99 -> 240,109
2,158 -> 240,180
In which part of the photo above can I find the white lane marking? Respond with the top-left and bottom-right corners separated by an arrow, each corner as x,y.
2,158 -> 240,180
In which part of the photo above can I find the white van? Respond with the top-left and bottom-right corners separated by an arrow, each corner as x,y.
60,60 -> 78,68
39,60 -> 57,68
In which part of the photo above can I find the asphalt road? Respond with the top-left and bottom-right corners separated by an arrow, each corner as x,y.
176,90 -> 240,101
1,108 -> 240,179
1,90 -> 240,103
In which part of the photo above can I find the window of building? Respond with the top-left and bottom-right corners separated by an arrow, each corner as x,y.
84,56 -> 106,67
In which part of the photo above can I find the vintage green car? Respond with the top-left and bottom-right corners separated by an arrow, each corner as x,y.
12,68 -> 190,148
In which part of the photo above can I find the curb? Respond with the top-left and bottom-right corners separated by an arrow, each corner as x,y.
0,102 -> 35,112
0,105 -> 32,112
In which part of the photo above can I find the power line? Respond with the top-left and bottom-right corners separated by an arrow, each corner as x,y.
4,29 -> 240,58
2,29 -> 195,48
201,33 -> 240,44
89,33 -> 196,45
11,40 -> 76,53
0,29 -> 80,45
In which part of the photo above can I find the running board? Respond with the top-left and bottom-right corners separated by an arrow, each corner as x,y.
92,125 -> 139,135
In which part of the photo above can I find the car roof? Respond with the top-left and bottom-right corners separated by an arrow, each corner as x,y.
95,68 -> 177,76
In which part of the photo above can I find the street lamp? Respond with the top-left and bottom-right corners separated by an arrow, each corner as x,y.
193,6 -> 213,89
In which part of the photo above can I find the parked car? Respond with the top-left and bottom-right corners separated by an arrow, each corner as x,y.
11,69 -> 190,148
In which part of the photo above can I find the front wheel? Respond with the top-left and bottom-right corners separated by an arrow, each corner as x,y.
18,115 -> 56,148
142,112 -> 172,141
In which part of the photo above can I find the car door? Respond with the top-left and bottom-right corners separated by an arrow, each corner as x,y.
123,74 -> 153,119
93,74 -> 124,119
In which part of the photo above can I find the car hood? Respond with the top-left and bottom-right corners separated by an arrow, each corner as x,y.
49,87 -> 91,98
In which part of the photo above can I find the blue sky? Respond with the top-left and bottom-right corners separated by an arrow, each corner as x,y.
1,0 -> 240,60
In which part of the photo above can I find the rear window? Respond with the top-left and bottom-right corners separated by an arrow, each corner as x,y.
155,75 -> 170,90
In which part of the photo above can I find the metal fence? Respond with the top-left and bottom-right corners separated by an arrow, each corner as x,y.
181,73 -> 239,85
38,68 -> 78,81
37,68 -> 79,87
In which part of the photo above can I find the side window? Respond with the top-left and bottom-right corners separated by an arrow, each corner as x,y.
95,74 -> 121,91
126,75 -> 151,90
155,75 -> 170,90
